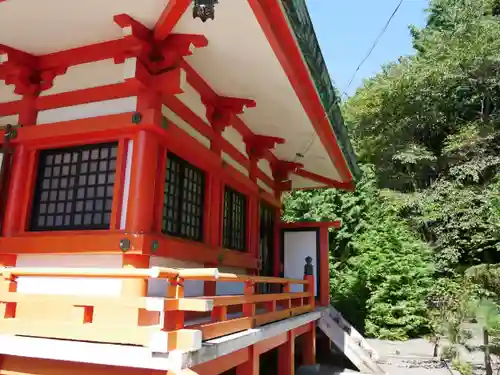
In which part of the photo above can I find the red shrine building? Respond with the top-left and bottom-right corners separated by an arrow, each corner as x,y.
0,1 -> 361,374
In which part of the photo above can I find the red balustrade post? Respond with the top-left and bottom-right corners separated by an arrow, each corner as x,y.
243,280 -> 256,327
164,277 -> 185,331
304,256 -> 315,309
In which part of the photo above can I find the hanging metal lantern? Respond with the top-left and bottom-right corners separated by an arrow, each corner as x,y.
193,0 -> 219,22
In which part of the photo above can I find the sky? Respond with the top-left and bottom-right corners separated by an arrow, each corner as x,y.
307,0 -> 429,97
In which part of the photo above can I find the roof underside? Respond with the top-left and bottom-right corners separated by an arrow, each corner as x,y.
0,0 -> 358,189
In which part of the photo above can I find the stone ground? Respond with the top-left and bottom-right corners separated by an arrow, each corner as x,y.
368,332 -> 500,375
299,324 -> 500,375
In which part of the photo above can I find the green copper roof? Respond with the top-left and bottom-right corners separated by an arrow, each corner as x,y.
281,0 -> 360,179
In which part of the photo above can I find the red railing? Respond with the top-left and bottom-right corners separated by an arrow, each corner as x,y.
0,263 -> 315,353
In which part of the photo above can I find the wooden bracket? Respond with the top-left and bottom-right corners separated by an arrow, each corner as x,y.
0,44 -> 67,95
114,14 -> 208,73
271,160 -> 303,183
245,135 -> 285,160
203,96 -> 256,133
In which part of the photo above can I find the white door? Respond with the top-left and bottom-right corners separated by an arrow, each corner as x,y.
283,230 -> 318,296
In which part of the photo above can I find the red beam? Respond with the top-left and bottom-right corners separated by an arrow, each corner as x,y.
191,348 -> 250,375
280,221 -> 341,229
294,168 -> 355,191
294,322 -> 313,337
36,81 -> 138,111
0,111 -> 158,147
154,0 -> 192,41
39,40 -> 127,70
0,101 -> 21,117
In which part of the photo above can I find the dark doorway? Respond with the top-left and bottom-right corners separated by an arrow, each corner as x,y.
258,202 -> 275,293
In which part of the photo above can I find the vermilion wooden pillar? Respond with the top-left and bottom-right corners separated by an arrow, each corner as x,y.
125,130 -> 160,233
302,322 -> 316,366
122,130 -> 159,298
2,145 -> 30,236
273,208 -> 281,277
278,330 -> 295,375
248,157 -> 260,271
19,92 -> 38,126
204,136 -> 224,297
319,227 -> 330,306
122,88 -> 162,298
236,346 -> 259,375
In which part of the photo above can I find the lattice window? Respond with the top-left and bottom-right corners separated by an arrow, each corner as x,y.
30,142 -> 118,231
223,186 -> 247,251
162,153 -> 205,241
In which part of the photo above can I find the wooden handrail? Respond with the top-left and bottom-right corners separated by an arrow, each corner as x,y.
216,273 -> 308,285
0,267 -> 307,285
0,267 -> 218,280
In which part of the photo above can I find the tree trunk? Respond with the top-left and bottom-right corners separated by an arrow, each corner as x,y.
484,327 -> 493,375
433,336 -> 440,358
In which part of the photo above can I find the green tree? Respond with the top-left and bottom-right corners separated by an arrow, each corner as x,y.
283,166 -> 434,339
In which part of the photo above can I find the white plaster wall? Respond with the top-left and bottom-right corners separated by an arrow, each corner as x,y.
37,97 -> 137,124
222,152 -> 249,177
257,178 -> 274,195
283,231 -> 318,295
0,81 -> 21,104
148,256 -> 204,298
258,158 -> 273,180
216,266 -> 247,296
290,174 -> 326,190
120,140 -> 133,230
222,126 -> 247,158
0,114 -> 19,126
41,59 -> 128,96
176,80 -> 209,124
15,254 -> 123,296
161,105 -> 210,149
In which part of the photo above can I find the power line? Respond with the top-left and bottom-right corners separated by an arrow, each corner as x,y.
294,0 -> 405,164
342,0 -> 404,97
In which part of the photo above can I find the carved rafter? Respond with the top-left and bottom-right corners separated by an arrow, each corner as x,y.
245,134 -> 285,160
114,14 -> 208,73
203,96 -> 256,133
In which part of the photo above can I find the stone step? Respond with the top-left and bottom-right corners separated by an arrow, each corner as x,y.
318,306 -> 385,374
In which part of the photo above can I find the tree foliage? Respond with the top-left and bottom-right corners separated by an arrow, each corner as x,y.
283,0 -> 500,339
343,0 -> 500,275
283,166 -> 434,339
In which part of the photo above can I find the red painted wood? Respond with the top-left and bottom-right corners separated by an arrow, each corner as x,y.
191,348 -> 250,375
273,208 -> 281,278
19,92 -> 38,126
36,82 -> 138,111
319,227 -> 330,307
126,131 -> 160,233
278,330 -> 295,375
302,322 -> 316,366
2,145 -> 29,236
280,221 -> 341,229
294,168 -> 355,191
236,346 -> 259,375
110,139 -> 128,230
154,0 -> 192,41
248,0 -> 354,183
0,101 -> 22,117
